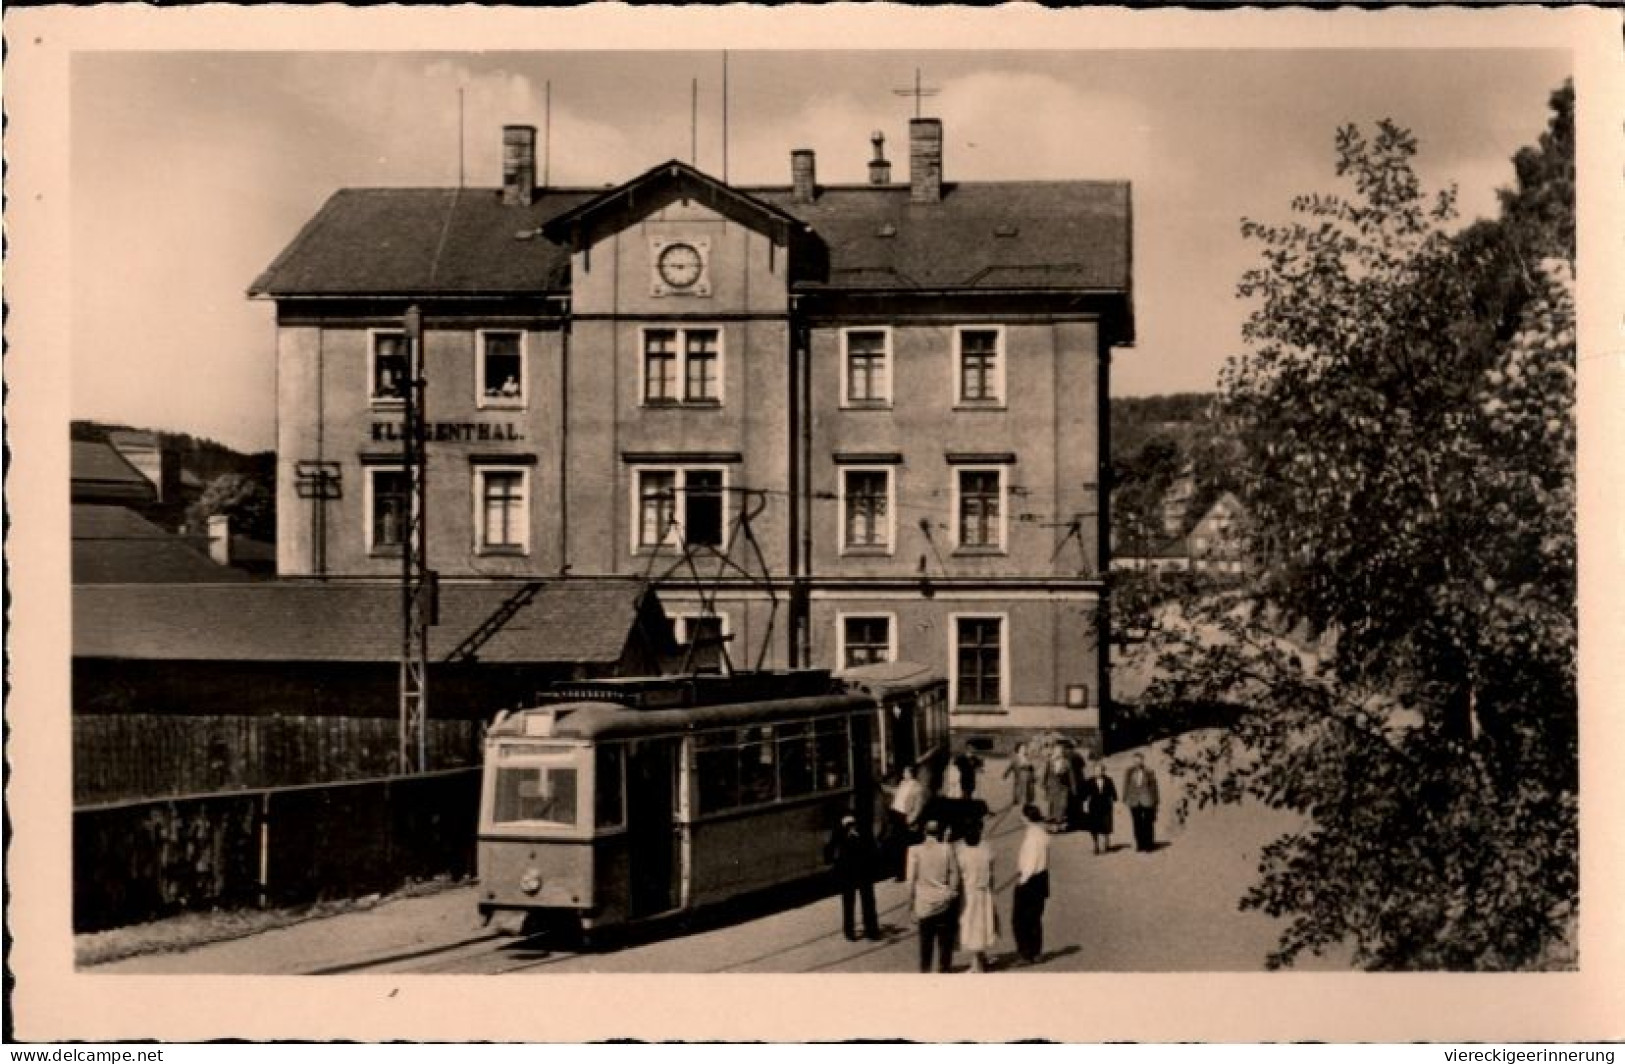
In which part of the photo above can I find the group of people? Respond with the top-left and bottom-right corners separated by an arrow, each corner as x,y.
902,803 -> 1055,973
1002,739 -> 1162,855
823,743 -> 1164,972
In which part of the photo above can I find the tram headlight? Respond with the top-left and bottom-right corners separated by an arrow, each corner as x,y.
519,867 -> 543,895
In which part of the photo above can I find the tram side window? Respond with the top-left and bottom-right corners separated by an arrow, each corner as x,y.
815,717 -> 852,791
695,730 -> 741,814
494,762 -> 580,827
595,745 -> 625,829
738,725 -> 778,806
777,722 -> 815,799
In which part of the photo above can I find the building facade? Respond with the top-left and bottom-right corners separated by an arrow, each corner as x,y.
252,118 -> 1134,738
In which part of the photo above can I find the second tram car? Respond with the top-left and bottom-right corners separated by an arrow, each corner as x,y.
476,665 -> 948,935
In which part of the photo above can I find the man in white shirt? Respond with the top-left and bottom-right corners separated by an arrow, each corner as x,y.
1012,803 -> 1051,964
886,767 -> 927,880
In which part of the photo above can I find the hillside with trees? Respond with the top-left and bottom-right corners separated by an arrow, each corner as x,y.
1138,81 -> 1576,970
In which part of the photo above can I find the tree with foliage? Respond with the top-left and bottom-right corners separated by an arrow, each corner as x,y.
187,472 -> 276,543
1145,88 -> 1576,970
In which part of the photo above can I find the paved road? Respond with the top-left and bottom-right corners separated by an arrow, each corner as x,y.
97,749 -> 1350,975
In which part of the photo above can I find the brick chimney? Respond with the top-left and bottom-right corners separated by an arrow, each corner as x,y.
791,149 -> 817,204
909,118 -> 942,204
208,514 -> 232,566
502,125 -> 537,207
868,131 -> 891,185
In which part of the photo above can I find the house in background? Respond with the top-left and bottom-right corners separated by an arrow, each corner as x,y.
1111,488 -> 1251,578
250,116 -> 1135,744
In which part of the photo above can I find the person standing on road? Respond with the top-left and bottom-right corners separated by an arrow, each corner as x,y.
1003,740 -> 1035,810
906,819 -> 961,973
1080,762 -> 1118,855
954,819 -> 998,973
886,766 -> 927,880
1011,804 -> 1051,965
1044,745 -> 1075,832
953,742 -> 984,801
1122,752 -> 1161,853
825,814 -> 882,942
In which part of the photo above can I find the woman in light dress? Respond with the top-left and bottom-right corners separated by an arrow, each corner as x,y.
955,818 -> 998,972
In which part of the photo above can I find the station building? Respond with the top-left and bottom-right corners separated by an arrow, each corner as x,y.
251,118 -> 1134,741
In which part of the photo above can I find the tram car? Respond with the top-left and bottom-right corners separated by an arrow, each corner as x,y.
476,664 -> 948,934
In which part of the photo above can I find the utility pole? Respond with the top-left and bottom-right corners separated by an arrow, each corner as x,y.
399,305 -> 433,774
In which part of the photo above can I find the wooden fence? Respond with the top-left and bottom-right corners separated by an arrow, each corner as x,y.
74,768 -> 481,933
74,715 -> 482,805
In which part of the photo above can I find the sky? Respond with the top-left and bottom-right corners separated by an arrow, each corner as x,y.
70,48 -> 1571,453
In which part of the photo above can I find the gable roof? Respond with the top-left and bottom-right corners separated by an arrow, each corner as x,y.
72,441 -> 156,504
541,159 -> 804,248
72,505 -> 250,584
73,578 -> 663,665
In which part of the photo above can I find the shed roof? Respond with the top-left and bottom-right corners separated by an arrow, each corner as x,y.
73,578 -> 660,665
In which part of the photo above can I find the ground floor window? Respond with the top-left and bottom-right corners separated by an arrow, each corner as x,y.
954,615 -> 1004,708
475,467 -> 529,553
367,467 -> 408,554
840,615 -> 894,669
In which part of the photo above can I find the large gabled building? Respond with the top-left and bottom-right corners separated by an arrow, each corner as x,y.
250,118 -> 1134,742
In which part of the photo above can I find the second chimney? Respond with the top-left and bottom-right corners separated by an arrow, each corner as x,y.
503,125 -> 537,207
868,131 -> 892,185
791,148 -> 817,204
909,118 -> 943,204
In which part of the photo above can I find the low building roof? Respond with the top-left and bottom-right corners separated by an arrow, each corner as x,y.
71,442 -> 156,504
72,505 -> 250,584
73,578 -> 662,665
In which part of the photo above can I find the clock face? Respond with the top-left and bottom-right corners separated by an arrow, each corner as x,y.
656,242 -> 705,289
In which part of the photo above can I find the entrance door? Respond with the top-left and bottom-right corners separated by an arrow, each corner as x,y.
626,739 -> 679,918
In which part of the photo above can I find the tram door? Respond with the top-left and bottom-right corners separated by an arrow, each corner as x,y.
890,699 -> 918,773
626,738 -> 679,918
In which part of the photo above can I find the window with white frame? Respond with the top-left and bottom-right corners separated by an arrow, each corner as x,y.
840,467 -> 893,552
955,327 -> 1004,404
366,467 -> 409,554
478,331 -> 525,406
643,327 -> 721,405
371,332 -> 408,403
633,466 -> 726,549
953,615 -> 1005,708
842,328 -> 890,405
839,615 -> 894,669
955,467 -> 1005,550
474,466 -> 529,554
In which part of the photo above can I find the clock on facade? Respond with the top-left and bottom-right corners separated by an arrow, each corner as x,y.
650,238 -> 711,296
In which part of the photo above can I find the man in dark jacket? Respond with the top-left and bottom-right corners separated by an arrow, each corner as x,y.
825,814 -> 882,941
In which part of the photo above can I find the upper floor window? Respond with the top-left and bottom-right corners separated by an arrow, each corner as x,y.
633,466 -> 726,550
643,327 -> 722,405
840,467 -> 893,553
366,467 -> 408,555
478,331 -> 525,408
955,327 -> 1004,405
475,466 -> 529,554
371,332 -> 408,404
955,467 -> 1006,551
842,328 -> 891,406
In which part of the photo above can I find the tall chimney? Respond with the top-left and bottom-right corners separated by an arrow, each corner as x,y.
909,117 -> 943,204
790,148 -> 817,204
502,125 -> 537,207
868,131 -> 891,185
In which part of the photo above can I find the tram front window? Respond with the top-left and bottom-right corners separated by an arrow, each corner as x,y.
492,747 -> 582,828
